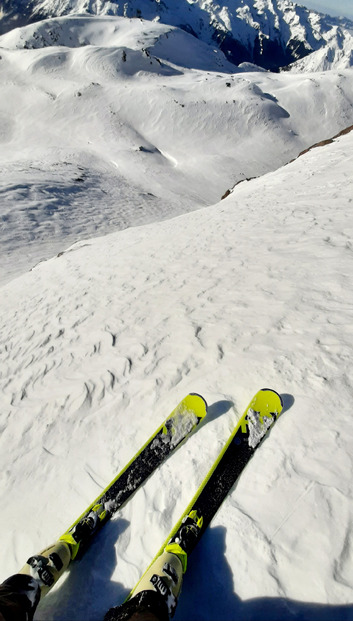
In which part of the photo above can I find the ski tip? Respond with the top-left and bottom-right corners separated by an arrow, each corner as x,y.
260,388 -> 284,410
260,388 -> 283,403
187,393 -> 208,414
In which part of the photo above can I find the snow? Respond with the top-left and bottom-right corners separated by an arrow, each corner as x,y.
2,0 -> 353,70
168,410 -> 200,449
247,408 -> 275,449
1,16 -> 353,286
1,9 -> 353,621
287,26 -> 353,71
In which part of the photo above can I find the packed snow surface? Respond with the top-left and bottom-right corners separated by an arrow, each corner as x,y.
1,10 -> 353,621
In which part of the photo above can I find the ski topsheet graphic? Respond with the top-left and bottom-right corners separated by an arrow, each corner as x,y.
106,389 -> 283,621
19,393 -> 207,598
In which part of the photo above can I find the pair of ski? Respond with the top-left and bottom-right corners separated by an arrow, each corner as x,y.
19,389 -> 283,620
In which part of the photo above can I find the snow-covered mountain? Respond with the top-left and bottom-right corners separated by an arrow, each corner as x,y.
1,0 -> 353,70
285,23 -> 353,71
1,14 -> 353,285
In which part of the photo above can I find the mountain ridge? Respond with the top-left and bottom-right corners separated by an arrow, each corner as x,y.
1,0 -> 353,70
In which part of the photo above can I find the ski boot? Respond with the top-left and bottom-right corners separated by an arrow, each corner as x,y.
17,503 -> 108,599
104,510 -> 203,621
18,539 -> 72,599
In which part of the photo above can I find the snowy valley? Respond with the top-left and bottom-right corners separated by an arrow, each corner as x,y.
1,1 -> 353,620
1,14 -> 353,284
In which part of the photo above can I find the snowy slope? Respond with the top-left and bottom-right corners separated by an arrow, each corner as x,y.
1,8 -> 353,621
1,124 -> 353,621
286,25 -> 353,71
1,15 -> 353,286
0,14 -> 235,72
1,0 -> 353,70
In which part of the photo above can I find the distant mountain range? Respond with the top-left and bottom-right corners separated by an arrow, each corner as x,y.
1,0 -> 353,71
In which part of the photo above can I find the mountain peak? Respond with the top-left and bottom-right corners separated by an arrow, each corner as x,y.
1,0 -> 353,70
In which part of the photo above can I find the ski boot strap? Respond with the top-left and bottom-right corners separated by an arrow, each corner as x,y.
164,543 -> 188,573
60,503 -> 108,559
168,509 -> 203,560
18,541 -> 71,599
